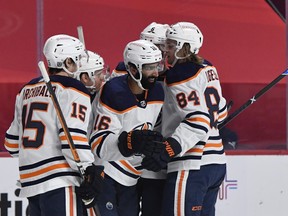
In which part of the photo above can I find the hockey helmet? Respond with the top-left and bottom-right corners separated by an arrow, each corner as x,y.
123,39 -> 162,90
140,22 -> 169,46
166,22 -> 203,54
43,34 -> 84,72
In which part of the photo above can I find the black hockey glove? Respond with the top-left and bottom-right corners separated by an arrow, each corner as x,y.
118,130 -> 163,157
141,137 -> 182,172
75,165 -> 105,208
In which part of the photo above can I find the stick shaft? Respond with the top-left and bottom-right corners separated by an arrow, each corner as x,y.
77,26 -> 86,49
73,28 -> 103,215
38,62 -> 101,216
38,61 -> 85,175
219,69 -> 288,129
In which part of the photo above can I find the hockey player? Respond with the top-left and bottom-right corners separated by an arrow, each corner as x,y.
106,22 -> 170,215
89,39 -> 165,216
137,21 -> 170,216
141,22 -> 228,216
76,50 -> 108,102
4,34 -> 104,216
76,50 -> 108,216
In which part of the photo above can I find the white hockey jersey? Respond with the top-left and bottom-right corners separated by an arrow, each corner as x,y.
4,75 -> 94,198
89,74 -> 164,186
162,61 -> 227,173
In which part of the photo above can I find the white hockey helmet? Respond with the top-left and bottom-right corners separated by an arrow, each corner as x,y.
140,22 -> 169,45
124,39 -> 162,90
43,34 -> 84,75
78,50 -> 104,76
75,50 -> 105,92
166,22 -> 203,54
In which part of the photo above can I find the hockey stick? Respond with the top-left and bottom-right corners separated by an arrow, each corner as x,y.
226,100 -> 233,112
219,69 -> 288,129
38,61 -> 97,209
76,26 -> 103,216
77,25 -> 111,82
77,25 -> 86,49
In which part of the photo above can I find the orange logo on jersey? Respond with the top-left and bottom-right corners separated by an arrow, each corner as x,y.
142,123 -> 149,130
127,131 -> 132,150
100,171 -> 105,179
192,205 -> 202,211
133,122 -> 153,130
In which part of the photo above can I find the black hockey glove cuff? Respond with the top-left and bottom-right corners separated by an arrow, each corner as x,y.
162,137 -> 182,161
141,137 -> 182,171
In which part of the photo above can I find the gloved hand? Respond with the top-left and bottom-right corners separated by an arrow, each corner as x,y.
141,155 -> 165,172
118,130 -> 163,157
75,165 -> 105,208
141,137 -> 182,172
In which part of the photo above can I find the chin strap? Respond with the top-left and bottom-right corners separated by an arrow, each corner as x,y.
171,49 -> 191,67
136,81 -> 145,91
128,69 -> 146,91
63,66 -> 75,78
63,64 -> 81,78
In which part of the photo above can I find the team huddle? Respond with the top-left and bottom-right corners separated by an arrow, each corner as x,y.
4,21 -> 228,216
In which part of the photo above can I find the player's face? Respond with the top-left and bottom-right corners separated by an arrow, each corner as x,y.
141,62 -> 159,89
67,55 -> 81,73
94,69 -> 106,92
165,39 -> 177,64
156,44 -> 166,53
155,44 -> 167,75
79,72 -> 94,94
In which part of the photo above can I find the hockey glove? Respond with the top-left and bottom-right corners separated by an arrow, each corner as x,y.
141,137 -> 182,172
118,130 -> 163,157
75,165 -> 105,208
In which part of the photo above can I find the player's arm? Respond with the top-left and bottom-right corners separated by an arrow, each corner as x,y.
89,100 -> 146,161
58,89 -> 95,171
217,93 -> 228,124
89,99 -> 125,161
4,93 -> 22,157
89,100 -> 164,161
169,85 -> 211,154
141,84 -> 211,171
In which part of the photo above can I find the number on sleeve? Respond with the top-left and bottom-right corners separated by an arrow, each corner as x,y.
175,87 -> 221,128
93,114 -> 111,131
176,91 -> 200,108
71,102 -> 87,122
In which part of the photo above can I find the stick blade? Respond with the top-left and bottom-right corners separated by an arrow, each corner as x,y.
282,69 -> 288,75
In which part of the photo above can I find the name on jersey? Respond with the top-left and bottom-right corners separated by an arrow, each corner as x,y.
23,85 -> 56,100
205,69 -> 219,82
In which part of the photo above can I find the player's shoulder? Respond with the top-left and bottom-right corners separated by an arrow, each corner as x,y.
165,62 -> 202,85
165,59 -> 217,85
105,75 -> 164,99
102,74 -> 128,93
18,76 -> 43,93
202,59 -> 213,66
110,61 -> 128,79
100,75 -> 164,112
114,61 -> 127,71
26,76 -> 43,85
100,75 -> 132,111
50,75 -> 90,96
